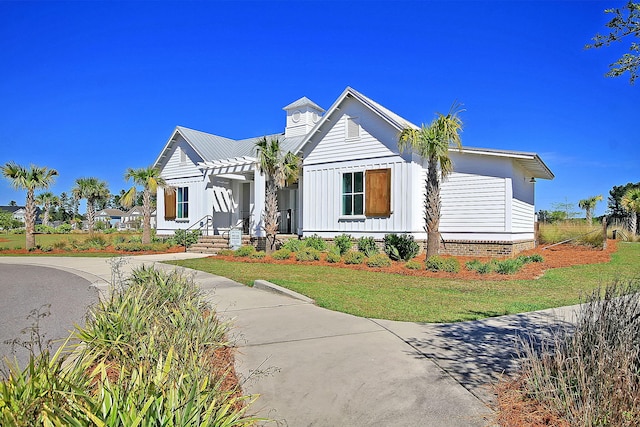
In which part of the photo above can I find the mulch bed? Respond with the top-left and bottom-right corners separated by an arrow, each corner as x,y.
211,240 -> 618,281
0,245 -> 187,256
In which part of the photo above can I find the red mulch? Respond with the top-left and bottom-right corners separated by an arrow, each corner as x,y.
0,245 -> 187,256
210,240 -> 618,281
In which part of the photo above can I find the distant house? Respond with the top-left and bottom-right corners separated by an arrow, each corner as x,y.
119,206 -> 156,231
0,205 -> 41,224
152,87 -> 554,256
95,208 -> 125,227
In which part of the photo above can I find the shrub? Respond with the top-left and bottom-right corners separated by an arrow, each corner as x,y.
281,238 -> 304,252
272,248 -> 292,260
35,224 -> 56,234
344,251 -> 365,265
216,249 -> 235,256
383,233 -> 420,261
295,247 -> 321,261
234,245 -> 256,257
250,251 -> 266,259
494,258 -> 524,274
465,259 -> 483,272
465,259 -> 496,274
114,242 -> 169,252
325,252 -> 341,263
520,254 -> 544,263
172,229 -> 201,248
333,234 -> 353,255
426,256 -> 460,273
85,236 -> 108,249
52,241 -> 67,250
404,259 -> 423,270
56,223 -> 72,234
37,245 -> 53,252
515,281 -> 640,426
304,234 -> 327,251
366,253 -> 392,268
357,236 -> 379,256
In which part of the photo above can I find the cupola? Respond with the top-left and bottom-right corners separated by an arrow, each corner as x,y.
283,96 -> 324,138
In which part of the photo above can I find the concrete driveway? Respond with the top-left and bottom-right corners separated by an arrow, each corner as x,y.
0,254 -> 577,426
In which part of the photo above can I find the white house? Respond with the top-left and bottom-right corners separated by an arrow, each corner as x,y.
153,87 -> 554,256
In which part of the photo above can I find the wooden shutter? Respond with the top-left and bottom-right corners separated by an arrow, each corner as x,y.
164,188 -> 176,220
365,168 -> 391,217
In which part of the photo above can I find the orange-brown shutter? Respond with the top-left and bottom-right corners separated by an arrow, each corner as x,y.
164,188 -> 176,220
365,168 -> 391,217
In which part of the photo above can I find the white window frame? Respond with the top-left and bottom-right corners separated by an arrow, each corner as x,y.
341,171 -> 365,217
177,186 -> 189,219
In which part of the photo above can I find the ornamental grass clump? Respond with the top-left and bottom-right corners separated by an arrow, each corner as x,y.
234,245 -> 256,257
344,251 -> 365,265
425,255 -> 460,273
272,248 -> 292,260
366,253 -> 392,268
404,259 -> 422,270
508,281 -> 640,427
0,266 -> 259,426
295,247 -> 321,261
325,251 -> 341,263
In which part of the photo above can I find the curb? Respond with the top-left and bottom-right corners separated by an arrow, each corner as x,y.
253,280 -> 315,303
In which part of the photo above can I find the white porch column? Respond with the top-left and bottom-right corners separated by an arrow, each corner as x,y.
253,165 -> 266,237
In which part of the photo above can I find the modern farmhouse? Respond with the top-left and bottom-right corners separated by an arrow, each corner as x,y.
153,87 -> 554,256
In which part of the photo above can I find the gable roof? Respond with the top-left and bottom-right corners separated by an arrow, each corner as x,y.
459,146 -> 554,180
283,96 -> 325,112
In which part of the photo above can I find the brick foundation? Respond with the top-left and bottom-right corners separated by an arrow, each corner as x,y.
436,239 -> 535,257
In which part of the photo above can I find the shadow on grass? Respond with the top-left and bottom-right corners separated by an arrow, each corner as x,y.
402,309 -> 575,404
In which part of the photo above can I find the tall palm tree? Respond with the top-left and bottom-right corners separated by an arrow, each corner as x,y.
1,162 -> 58,249
72,177 -> 110,233
35,191 -> 60,227
398,104 -> 464,260
255,137 -> 301,251
578,195 -> 603,225
621,188 -> 640,236
122,167 -> 168,244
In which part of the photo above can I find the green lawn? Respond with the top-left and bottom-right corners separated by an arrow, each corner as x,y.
0,232 -> 142,257
168,242 -> 640,323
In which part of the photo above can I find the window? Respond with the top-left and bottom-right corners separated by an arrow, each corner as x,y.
342,171 -> 364,216
177,187 -> 189,219
346,117 -> 359,139
340,168 -> 392,218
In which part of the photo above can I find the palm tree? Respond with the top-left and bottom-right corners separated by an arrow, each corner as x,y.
255,137 -> 301,251
1,162 -> 58,249
578,195 -> 603,225
72,177 -> 110,233
398,104 -> 464,260
122,167 -> 168,244
621,188 -> 640,236
35,191 -> 60,227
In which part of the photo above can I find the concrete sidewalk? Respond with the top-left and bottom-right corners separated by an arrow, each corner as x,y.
0,254 -> 580,426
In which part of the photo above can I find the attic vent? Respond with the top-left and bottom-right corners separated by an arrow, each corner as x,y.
180,148 -> 186,164
346,117 -> 359,139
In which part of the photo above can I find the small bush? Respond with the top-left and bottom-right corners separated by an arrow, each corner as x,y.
520,254 -> 544,263
494,258 -> 524,274
357,236 -> 379,256
296,247 -> 321,261
35,224 -> 57,234
333,234 -> 353,255
250,251 -> 266,259
325,252 -> 341,263
56,223 -> 72,233
383,233 -> 420,261
37,245 -> 53,252
52,241 -> 67,250
172,229 -> 201,248
112,235 -> 127,244
465,259 -> 483,271
465,259 -> 496,274
272,248 -> 292,260
281,238 -> 304,252
304,234 -> 327,251
85,236 -> 108,249
234,245 -> 256,257
404,260 -> 423,270
217,249 -> 235,256
426,256 -> 460,273
344,251 -> 365,265
366,253 -> 392,268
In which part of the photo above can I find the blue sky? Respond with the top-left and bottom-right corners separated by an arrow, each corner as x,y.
0,0 -> 637,217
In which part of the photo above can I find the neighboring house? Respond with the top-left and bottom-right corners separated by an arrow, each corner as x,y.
95,208 -> 125,227
119,206 -> 156,231
0,205 -> 41,224
153,87 -> 554,256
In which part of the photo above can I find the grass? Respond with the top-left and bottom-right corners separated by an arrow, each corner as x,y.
167,243 -> 640,323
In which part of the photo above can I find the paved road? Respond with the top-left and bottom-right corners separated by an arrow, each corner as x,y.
0,263 -> 98,374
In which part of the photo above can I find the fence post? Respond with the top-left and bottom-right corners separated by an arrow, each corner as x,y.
602,216 -> 607,250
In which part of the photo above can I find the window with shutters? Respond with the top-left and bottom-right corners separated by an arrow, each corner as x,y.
346,117 -> 360,140
340,168 -> 391,218
177,187 -> 189,219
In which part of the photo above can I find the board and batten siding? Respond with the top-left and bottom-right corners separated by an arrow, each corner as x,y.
302,157 -> 418,237
440,173 -> 507,233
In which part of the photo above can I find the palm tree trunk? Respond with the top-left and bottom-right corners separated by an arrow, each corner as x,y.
142,190 -> 152,244
586,208 -> 592,225
86,200 -> 96,234
25,189 -> 36,250
263,180 -> 279,253
424,156 -> 441,259
629,212 -> 638,236
43,203 -> 50,227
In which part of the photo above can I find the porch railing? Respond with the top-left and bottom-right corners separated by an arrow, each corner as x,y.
240,209 -> 297,235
